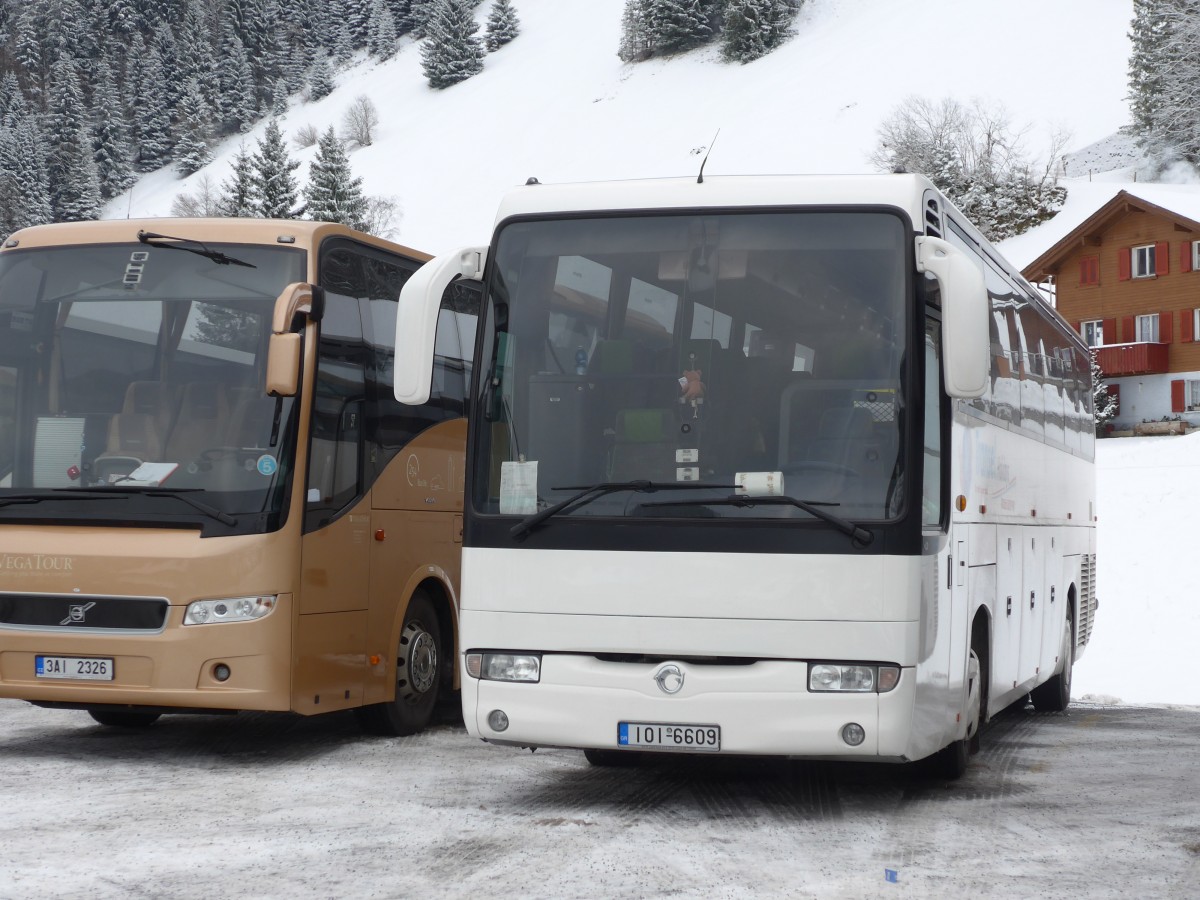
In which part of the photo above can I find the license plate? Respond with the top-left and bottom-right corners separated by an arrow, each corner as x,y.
35,656 -> 114,681
618,721 -> 721,751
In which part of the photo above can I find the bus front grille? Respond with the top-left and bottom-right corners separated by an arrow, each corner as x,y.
0,593 -> 169,632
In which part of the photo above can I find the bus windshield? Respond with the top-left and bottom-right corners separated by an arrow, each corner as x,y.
475,210 -> 911,522
0,242 -> 305,530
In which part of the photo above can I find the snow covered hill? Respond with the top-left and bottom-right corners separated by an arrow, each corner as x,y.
113,0 -> 1135,255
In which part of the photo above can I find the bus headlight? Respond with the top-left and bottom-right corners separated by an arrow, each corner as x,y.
184,595 -> 277,625
809,663 -> 901,693
465,652 -> 541,683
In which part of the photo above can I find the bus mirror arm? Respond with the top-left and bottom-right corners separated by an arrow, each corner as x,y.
395,247 -> 487,406
266,282 -> 324,398
915,236 -> 989,399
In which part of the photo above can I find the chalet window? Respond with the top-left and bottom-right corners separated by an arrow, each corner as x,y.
1136,313 -> 1159,342
1192,242 -> 1200,272
1079,256 -> 1099,285
1189,380 -> 1200,411
1194,308 -> 1200,340
1133,244 -> 1156,278
1081,320 -> 1103,347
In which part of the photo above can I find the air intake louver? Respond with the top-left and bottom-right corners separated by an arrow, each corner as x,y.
923,193 -> 943,238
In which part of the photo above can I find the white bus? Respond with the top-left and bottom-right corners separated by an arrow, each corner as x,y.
396,175 -> 1098,776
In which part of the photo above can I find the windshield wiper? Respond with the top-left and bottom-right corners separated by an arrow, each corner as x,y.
510,480 -> 736,539
639,495 -> 874,546
137,230 -> 257,268
91,486 -> 238,526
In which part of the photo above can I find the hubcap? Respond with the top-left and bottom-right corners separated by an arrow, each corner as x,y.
398,623 -> 438,700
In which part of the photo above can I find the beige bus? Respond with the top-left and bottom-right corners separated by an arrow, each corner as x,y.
0,218 -> 478,734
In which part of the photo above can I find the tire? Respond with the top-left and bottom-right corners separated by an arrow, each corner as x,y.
926,647 -> 983,779
88,709 -> 160,728
355,591 -> 443,736
1031,608 -> 1074,712
583,748 -> 644,767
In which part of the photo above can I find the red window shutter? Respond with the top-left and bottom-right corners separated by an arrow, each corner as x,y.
1182,242 -> 1194,274
1078,259 -> 1089,285
1157,241 -> 1170,275
1071,321 -> 1082,336
1102,318 -> 1116,344
1122,316 -> 1135,341
1183,311 -> 1195,343
1171,379 -> 1186,413
1161,310 -> 1174,343
1118,247 -> 1132,281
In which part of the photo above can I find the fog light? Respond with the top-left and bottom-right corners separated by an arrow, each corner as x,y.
213,663 -> 231,682
841,722 -> 866,746
487,709 -> 509,732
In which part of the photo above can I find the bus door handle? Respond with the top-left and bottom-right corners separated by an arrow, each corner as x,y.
1030,591 -> 1036,610
1006,596 -> 1012,617
1050,586 -> 1056,604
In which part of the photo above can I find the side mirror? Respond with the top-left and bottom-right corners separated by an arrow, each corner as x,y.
266,282 -> 324,398
266,333 -> 301,397
915,236 -> 989,398
394,247 -> 486,405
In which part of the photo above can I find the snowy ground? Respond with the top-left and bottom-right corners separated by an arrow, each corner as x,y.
0,699 -> 1196,899
1071,432 -> 1200,708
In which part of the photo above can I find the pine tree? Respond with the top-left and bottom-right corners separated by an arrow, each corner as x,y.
252,119 -> 300,218
484,0 -> 520,51
132,43 -> 174,171
309,54 -> 336,100
369,0 -> 400,58
618,0 -> 652,62
91,61 -> 135,199
0,116 -> 53,236
647,0 -> 712,54
219,143 -> 259,216
721,0 -> 774,63
305,126 -> 369,228
420,0 -> 485,89
175,79 -> 214,176
45,58 -> 101,221
347,0 -> 373,47
1091,350 -> 1118,435
271,77 -> 291,116
219,24 -> 259,133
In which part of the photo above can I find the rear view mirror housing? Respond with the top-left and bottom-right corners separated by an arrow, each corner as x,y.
915,236 -> 989,399
266,282 -> 324,397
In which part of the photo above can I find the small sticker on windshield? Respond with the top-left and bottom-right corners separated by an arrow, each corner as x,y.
256,455 -> 278,476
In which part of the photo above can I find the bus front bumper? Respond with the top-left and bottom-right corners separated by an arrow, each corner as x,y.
462,654 -> 918,760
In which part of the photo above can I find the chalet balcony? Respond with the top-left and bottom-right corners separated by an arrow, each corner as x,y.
1094,341 -> 1170,377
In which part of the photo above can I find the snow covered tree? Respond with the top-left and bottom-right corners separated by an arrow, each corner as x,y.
91,61 -> 135,200
309,54 -> 336,100
618,0 -> 653,61
132,41 -> 175,171
171,174 -> 224,217
218,24 -> 259,134
305,126 -> 369,228
484,0 -> 520,51
341,94 -> 380,146
870,96 -> 1068,242
1091,350 -> 1118,435
271,78 -> 291,116
1126,0 -> 1200,166
369,0 -> 400,58
421,0 -> 485,89
175,79 -> 215,177
45,59 -> 101,221
219,143 -> 259,216
721,0 -> 799,64
251,119 -> 300,218
0,116 -> 53,236
647,0 -> 713,54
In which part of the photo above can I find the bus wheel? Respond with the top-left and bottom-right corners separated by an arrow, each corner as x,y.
88,709 -> 160,728
927,647 -> 982,779
356,590 -> 442,736
584,749 -> 644,767
1031,608 -> 1074,712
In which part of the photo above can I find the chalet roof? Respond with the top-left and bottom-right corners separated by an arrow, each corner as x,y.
1021,189 -> 1200,283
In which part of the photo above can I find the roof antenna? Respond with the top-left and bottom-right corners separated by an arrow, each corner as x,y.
697,129 -> 720,184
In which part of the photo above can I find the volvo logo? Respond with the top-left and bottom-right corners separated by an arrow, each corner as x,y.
653,663 -> 685,695
60,602 -> 96,626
